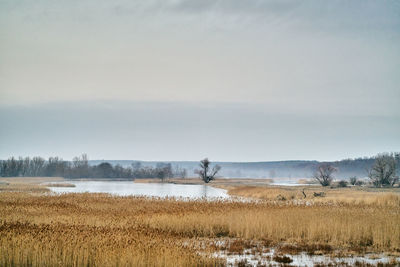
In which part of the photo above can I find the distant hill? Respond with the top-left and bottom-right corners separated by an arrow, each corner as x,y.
90,157 -> 379,179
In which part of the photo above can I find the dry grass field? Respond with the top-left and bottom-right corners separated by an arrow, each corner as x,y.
0,178 -> 400,266
225,185 -> 400,205
0,192 -> 224,267
42,183 -> 76,187
0,177 -> 66,194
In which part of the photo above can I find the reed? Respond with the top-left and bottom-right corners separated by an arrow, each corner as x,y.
0,190 -> 399,266
227,185 -> 400,206
43,183 -> 76,187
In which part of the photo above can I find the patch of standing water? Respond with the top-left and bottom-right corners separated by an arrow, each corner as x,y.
215,248 -> 400,266
46,181 -> 230,200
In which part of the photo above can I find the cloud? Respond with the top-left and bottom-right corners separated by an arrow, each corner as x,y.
2,0 -> 399,32
169,0 -> 300,15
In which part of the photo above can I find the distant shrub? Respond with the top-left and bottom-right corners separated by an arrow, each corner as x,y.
313,192 -> 326,197
273,254 -> 293,264
314,164 -> 336,186
349,176 -> 358,185
212,225 -> 229,237
237,259 -> 249,267
338,180 -> 348,187
355,180 -> 364,186
276,194 -> 287,201
368,153 -> 399,187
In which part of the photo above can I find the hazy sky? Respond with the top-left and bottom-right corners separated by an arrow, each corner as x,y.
1,0 -> 399,161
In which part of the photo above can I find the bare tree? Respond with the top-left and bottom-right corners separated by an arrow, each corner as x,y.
174,165 -> 187,179
46,157 -> 67,177
31,157 -> 45,176
368,153 -> 398,187
0,157 -> 20,177
156,163 -> 173,182
20,157 -> 31,176
195,158 -> 221,183
95,162 -> 114,178
314,163 -> 336,186
72,154 -> 89,178
349,176 -> 358,185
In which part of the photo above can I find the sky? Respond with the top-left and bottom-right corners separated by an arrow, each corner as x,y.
0,0 -> 399,162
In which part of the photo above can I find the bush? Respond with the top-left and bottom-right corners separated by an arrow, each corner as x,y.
368,153 -> 398,187
338,180 -> 348,187
273,254 -> 293,264
314,164 -> 336,186
355,180 -> 364,186
349,176 -> 358,185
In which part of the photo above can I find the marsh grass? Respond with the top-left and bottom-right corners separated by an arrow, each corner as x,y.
43,183 -> 76,187
0,183 -> 49,193
0,177 -> 63,194
0,193 -> 223,267
0,187 -> 399,266
227,185 -> 400,206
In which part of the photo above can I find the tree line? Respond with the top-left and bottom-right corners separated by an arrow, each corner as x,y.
314,152 -> 400,187
0,154 -> 186,180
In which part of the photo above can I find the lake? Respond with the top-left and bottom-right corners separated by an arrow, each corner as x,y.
47,181 -> 230,200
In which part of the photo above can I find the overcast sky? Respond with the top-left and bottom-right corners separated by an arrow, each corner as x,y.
1,0 -> 399,161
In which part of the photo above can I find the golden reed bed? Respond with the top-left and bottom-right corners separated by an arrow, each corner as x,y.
0,189 -> 399,266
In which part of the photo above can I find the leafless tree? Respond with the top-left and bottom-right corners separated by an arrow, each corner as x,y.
195,158 -> 221,183
72,154 -> 89,178
21,157 -> 30,176
349,176 -> 358,185
46,157 -> 67,177
368,153 -> 398,187
314,163 -> 336,186
155,163 -> 173,182
30,157 -> 45,176
174,165 -> 187,179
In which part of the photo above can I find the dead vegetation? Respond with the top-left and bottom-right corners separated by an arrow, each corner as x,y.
0,192 -> 224,267
43,183 -> 76,187
272,254 -> 293,264
0,189 -> 399,266
0,177 -> 62,193
276,243 -> 333,255
0,183 -> 49,193
226,185 -> 400,206
0,180 -> 399,266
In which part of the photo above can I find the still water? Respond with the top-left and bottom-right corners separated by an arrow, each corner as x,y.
48,181 -> 230,200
